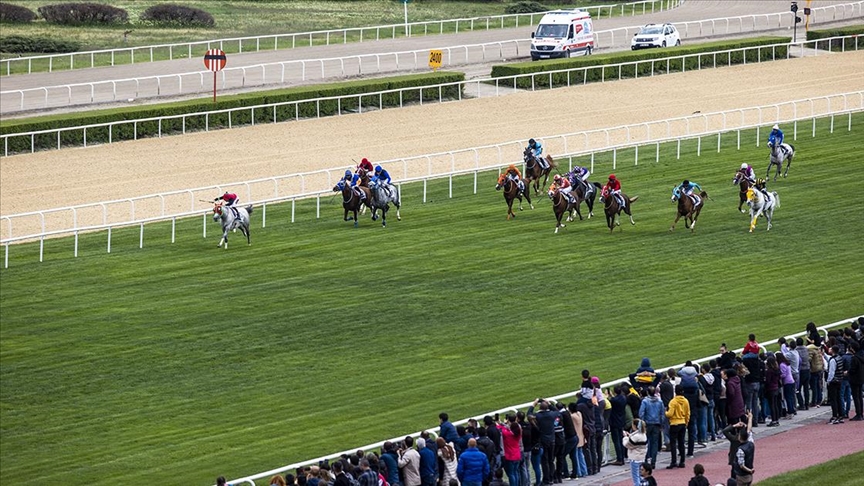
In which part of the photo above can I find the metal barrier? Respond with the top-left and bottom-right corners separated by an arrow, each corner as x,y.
3,1 -> 861,113
2,94 -> 861,267
0,0 -> 683,76
3,36 -> 861,156
222,315 -> 862,486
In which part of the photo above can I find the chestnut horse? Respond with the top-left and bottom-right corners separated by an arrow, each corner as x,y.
496,173 -> 533,219
670,189 -> 708,232
524,147 -> 557,195
601,191 -> 638,231
333,180 -> 372,227
548,188 -> 579,234
732,169 -> 753,213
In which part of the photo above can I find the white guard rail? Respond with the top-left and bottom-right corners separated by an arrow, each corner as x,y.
223,315 -> 862,486
0,0 -> 682,76
2,93 -> 861,268
2,2 -> 861,113
3,35 -> 861,157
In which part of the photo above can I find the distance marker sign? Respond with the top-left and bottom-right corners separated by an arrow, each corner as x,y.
203,49 -> 227,102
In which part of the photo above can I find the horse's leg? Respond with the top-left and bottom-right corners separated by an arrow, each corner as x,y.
766,162 -> 773,179
586,195 -> 594,218
517,194 -> 524,211
507,198 -> 514,220
625,204 -> 635,226
766,208 -> 773,231
670,212 -> 682,231
783,156 -> 792,178
353,208 -> 359,227
773,161 -> 780,182
738,193 -> 746,213
381,206 -> 387,228
749,208 -> 762,233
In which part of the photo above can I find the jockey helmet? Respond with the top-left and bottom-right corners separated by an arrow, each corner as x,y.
508,164 -> 517,172
554,174 -> 562,182
757,178 -> 765,185
528,138 -> 536,146
740,163 -> 748,170
361,157 -> 369,164
374,165 -> 382,174
682,180 -> 690,186
344,169 -> 352,177
772,124 -> 779,130
609,174 -> 616,180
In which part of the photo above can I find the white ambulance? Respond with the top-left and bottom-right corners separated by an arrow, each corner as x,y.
530,9 -> 595,61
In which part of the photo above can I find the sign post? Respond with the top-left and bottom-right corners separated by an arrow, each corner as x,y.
203,49 -> 227,103
402,0 -> 409,37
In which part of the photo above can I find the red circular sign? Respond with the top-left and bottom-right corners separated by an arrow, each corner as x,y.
203,49 -> 227,72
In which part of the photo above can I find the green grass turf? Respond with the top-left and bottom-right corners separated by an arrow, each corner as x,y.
1,115 -> 862,485
0,0 -> 659,75
757,451 -> 864,486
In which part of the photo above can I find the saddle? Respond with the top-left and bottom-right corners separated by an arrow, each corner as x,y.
687,194 -> 702,208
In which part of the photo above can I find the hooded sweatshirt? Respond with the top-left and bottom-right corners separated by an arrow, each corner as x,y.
665,395 -> 691,426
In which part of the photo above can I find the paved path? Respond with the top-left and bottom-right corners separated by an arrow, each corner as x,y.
2,0 -> 861,114
563,406 -> 863,485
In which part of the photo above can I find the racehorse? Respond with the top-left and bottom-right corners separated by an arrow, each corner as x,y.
567,173 -> 603,220
746,187 -> 779,232
670,189 -> 708,232
600,191 -> 638,231
524,146 -> 557,195
213,202 -> 253,249
732,169 -> 753,213
549,188 -> 577,234
495,173 -> 533,220
355,169 -> 371,215
368,179 -> 402,227
333,180 -> 372,227
767,142 -> 794,182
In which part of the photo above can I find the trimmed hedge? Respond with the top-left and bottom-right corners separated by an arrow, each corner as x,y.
38,3 -> 128,25
0,72 -> 465,154
0,35 -> 80,53
491,37 -> 790,90
505,2 -> 549,14
140,4 -> 215,27
0,2 -> 37,22
806,25 -> 864,51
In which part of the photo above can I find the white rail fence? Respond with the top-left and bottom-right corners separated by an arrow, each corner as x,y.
222,315 -> 862,486
3,2 -> 861,114
0,0 -> 683,76
3,36 -> 860,157
2,94 -> 861,268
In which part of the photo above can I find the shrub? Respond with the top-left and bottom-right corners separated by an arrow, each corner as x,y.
38,3 -> 128,25
0,35 -> 80,53
140,4 -> 215,27
505,1 -> 548,14
806,25 -> 864,51
0,2 -> 37,22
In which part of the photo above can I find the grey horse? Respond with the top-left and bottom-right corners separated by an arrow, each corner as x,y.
213,203 -> 253,248
767,142 -> 794,181
368,181 -> 402,227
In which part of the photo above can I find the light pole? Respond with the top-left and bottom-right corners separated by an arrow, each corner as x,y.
403,0 -> 409,37
790,2 -> 801,43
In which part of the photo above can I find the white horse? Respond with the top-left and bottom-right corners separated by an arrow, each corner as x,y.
746,188 -> 779,233
767,142 -> 794,182
368,180 -> 402,227
213,203 -> 253,248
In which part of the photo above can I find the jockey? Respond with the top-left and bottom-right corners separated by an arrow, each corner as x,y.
767,124 -> 784,148
604,174 -> 625,207
754,178 -> 770,199
350,171 -> 367,201
357,157 -> 374,174
214,192 -> 239,207
342,169 -> 353,183
739,163 -> 756,183
673,179 -> 702,204
553,174 -> 575,204
504,164 -> 526,194
571,164 -> 590,183
527,138 -> 549,170
372,165 -> 393,197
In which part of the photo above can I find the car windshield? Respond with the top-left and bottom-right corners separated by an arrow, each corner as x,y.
536,24 -> 568,38
639,26 -> 663,35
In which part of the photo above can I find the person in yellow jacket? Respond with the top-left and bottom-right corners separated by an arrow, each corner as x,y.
665,384 -> 691,470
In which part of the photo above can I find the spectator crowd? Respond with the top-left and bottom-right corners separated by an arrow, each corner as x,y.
217,319 -> 864,486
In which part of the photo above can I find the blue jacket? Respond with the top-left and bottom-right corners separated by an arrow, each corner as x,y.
768,129 -> 784,146
639,396 -> 664,425
457,447 -> 489,483
440,420 -> 459,444
375,169 -> 392,185
673,182 -> 702,197
419,446 -> 437,479
529,141 -> 543,158
380,450 -> 401,486
351,174 -> 362,187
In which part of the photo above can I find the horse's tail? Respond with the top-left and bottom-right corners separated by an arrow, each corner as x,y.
245,204 -> 254,214
628,195 -> 639,204
772,192 -> 779,207
546,155 -> 556,168
592,182 -> 602,189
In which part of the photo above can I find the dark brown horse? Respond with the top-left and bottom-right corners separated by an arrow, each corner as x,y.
524,147 -> 557,195
333,180 -> 372,227
549,189 -> 578,234
569,177 -> 603,221
670,190 -> 708,232
601,191 -> 638,231
732,169 -> 752,213
495,173 -> 533,220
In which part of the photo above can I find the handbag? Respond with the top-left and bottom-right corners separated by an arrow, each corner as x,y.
698,386 -> 710,405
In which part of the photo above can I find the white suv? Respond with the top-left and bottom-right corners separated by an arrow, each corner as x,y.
631,23 -> 681,50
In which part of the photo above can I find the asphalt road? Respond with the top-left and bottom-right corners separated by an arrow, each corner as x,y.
1,0 -> 860,115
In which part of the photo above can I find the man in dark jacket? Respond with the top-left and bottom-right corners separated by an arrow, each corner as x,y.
576,392 -> 597,475
483,416 -> 503,473
848,341 -> 864,421
722,412 -> 751,481
380,442 -> 402,486
439,413 -> 460,445
734,429 -> 755,486
609,384 -> 628,465
418,438 -> 437,486
528,399 -> 557,485
741,352 -> 763,426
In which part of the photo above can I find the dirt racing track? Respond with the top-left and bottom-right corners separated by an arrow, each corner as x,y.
2,50 -> 863,239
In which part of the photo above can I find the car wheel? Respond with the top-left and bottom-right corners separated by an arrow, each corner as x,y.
586,46 -> 593,55
662,41 -> 667,48
676,39 -> 681,46
565,49 -> 572,59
